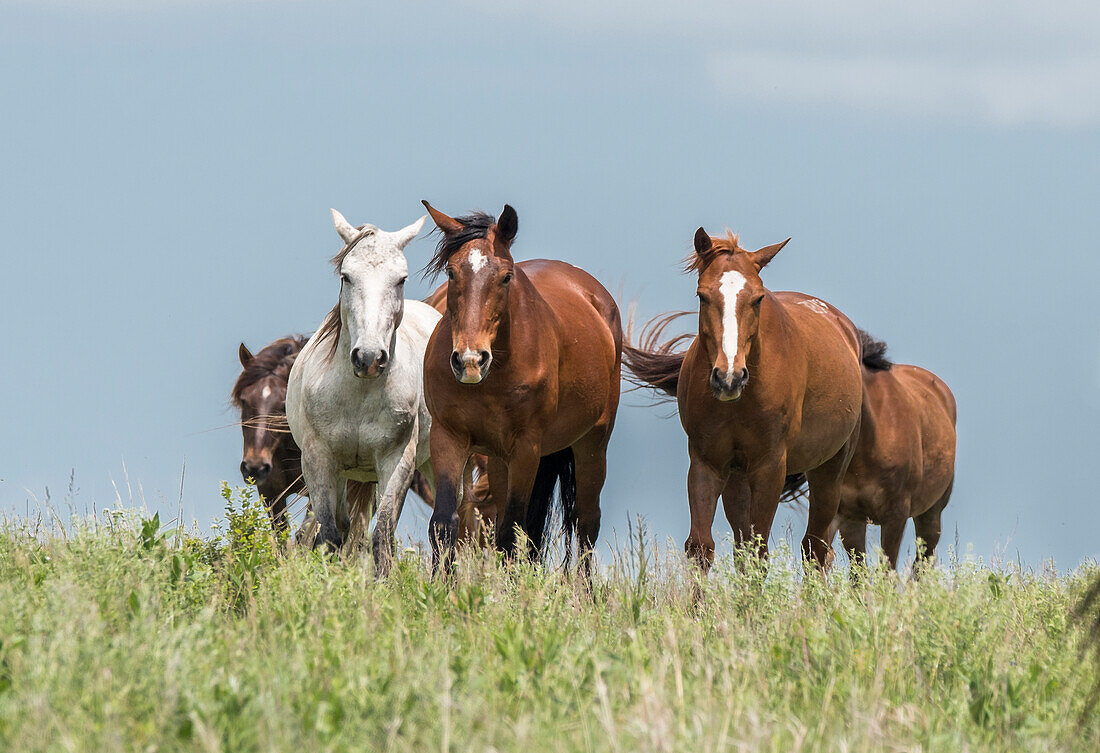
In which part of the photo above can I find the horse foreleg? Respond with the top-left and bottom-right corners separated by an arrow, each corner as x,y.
300,448 -> 346,553
746,462 -> 784,559
803,461 -> 847,570
494,440 -> 541,561
879,511 -> 909,572
837,516 -> 868,570
685,447 -> 727,574
428,426 -> 470,577
372,432 -> 420,578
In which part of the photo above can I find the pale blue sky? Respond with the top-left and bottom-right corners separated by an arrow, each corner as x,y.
1,1 -> 1098,566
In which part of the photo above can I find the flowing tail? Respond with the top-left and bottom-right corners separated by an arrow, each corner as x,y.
525,448 -> 576,563
858,328 -> 892,371
621,311 -> 695,399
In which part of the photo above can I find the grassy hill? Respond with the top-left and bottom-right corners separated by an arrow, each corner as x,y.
0,486 -> 1097,752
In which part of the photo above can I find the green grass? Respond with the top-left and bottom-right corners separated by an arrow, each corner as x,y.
0,488 -> 1097,752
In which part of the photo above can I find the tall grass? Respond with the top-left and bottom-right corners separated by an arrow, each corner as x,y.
0,487 -> 1096,752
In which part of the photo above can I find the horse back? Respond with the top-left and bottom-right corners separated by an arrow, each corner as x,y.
516,259 -> 623,355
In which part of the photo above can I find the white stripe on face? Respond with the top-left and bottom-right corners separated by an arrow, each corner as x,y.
468,248 -> 488,274
718,270 -> 747,376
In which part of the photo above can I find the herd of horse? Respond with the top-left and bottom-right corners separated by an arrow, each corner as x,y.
231,203 -> 957,577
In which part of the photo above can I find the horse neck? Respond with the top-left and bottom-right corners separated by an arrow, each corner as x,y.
489,268 -> 550,361
751,291 -> 791,370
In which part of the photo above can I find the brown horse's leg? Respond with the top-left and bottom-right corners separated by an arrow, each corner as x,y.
837,516 -> 868,568
913,482 -> 951,571
411,470 -> 435,508
803,464 -> 847,569
258,478 -> 290,536
685,449 -> 727,574
494,441 -> 542,560
747,463 -> 785,560
720,473 -> 751,548
571,429 -> 612,580
878,512 -> 909,572
427,427 -> 471,577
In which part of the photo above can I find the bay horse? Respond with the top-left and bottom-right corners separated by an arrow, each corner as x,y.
420,202 -> 622,576
287,209 -> 440,574
232,335 -> 432,539
624,228 -> 865,571
820,335 -> 957,571
232,336 -> 309,532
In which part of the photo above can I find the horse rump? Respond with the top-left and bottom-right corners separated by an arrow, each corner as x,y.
525,448 -> 577,563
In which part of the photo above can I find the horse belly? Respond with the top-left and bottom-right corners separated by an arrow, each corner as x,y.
540,347 -> 618,452
785,371 -> 862,472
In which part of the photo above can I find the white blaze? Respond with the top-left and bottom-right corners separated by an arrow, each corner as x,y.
718,270 -> 747,377
468,248 -> 488,274
261,385 -> 272,399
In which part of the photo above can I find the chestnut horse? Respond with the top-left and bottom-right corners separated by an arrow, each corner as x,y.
233,335 -> 430,537
820,336 -> 957,570
624,229 -> 865,571
421,202 -> 622,575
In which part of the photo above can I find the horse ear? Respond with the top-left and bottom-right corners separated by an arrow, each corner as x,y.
693,226 -> 714,260
395,215 -> 427,248
750,238 -> 790,270
421,200 -> 464,235
496,204 -> 518,246
239,343 -> 254,367
331,209 -> 359,244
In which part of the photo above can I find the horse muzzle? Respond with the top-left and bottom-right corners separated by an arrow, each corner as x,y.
450,348 -> 491,384
351,346 -> 388,379
241,460 -> 272,483
710,367 -> 748,402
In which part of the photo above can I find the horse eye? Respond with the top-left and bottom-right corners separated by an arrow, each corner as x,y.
340,273 -> 350,284
503,272 -> 513,284
446,268 -> 455,281
397,277 -> 407,287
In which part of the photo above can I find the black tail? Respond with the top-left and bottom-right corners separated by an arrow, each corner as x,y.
525,448 -> 576,562
858,328 -> 892,371
622,310 -> 695,399
780,473 -> 809,504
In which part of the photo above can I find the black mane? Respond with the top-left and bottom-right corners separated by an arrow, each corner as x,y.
422,211 -> 496,278
231,335 -> 308,405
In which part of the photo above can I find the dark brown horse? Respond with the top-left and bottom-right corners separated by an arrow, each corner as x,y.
821,335 -> 957,570
420,202 -> 622,575
624,229 -> 865,571
232,336 -> 309,532
232,335 -> 433,536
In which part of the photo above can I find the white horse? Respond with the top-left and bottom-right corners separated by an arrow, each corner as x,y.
287,209 -> 440,575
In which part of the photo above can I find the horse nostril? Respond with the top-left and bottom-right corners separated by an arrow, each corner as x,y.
450,351 -> 463,372
240,461 -> 249,479
351,347 -> 363,369
376,349 -> 388,368
478,350 -> 490,367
